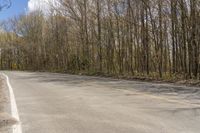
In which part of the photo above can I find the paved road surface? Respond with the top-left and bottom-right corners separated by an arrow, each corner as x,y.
2,71 -> 200,133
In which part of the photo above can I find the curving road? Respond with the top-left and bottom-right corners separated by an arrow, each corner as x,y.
2,71 -> 200,133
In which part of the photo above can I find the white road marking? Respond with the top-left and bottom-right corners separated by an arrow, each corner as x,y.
2,73 -> 22,133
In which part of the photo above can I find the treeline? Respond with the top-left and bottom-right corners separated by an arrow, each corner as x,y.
0,0 -> 200,80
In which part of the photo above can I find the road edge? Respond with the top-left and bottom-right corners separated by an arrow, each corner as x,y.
2,73 -> 22,133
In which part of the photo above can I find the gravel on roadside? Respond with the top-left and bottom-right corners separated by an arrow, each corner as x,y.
0,76 -> 17,132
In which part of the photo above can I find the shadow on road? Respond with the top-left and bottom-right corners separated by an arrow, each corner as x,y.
16,72 -> 200,101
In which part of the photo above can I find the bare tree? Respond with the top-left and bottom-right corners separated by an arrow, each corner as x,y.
0,0 -> 199,80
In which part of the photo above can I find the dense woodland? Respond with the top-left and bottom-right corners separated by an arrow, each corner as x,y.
0,0 -> 200,80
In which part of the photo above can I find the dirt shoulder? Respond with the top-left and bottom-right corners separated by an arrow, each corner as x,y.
118,76 -> 200,87
0,76 -> 17,132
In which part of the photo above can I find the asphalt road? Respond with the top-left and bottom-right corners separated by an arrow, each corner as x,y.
2,71 -> 200,133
